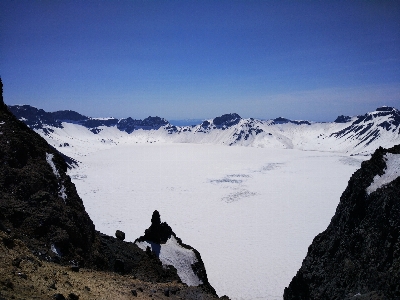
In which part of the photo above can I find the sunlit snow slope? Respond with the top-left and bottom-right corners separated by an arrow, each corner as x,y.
8,105 -> 400,156
8,105 -> 400,299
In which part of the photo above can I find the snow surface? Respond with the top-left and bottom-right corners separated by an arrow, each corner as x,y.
136,236 -> 202,286
366,153 -> 400,194
51,244 -> 61,257
66,143 -> 365,299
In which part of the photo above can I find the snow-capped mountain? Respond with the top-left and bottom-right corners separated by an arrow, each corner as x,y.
9,105 -> 400,157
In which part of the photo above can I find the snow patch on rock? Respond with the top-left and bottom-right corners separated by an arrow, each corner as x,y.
136,236 -> 202,286
367,153 -> 400,194
46,153 -> 68,202
46,153 -> 60,178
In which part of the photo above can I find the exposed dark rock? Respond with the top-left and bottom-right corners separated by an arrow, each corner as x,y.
331,107 -> 400,143
68,293 -> 79,300
272,117 -> 311,125
53,294 -> 66,300
213,113 -> 241,127
201,120 -> 210,128
164,288 -> 170,296
136,210 -> 217,296
114,258 -> 124,273
115,230 -> 125,241
9,104 -> 171,135
284,145 -> 400,299
70,265 -> 80,272
334,115 -> 352,123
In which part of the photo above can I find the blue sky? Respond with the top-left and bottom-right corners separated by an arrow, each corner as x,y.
1,1 -> 399,121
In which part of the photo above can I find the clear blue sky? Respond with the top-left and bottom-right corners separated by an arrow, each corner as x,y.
1,0 -> 399,121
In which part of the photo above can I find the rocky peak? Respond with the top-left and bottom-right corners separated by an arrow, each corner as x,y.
334,115 -> 352,123
272,117 -> 311,125
376,106 -> 397,112
213,113 -> 241,127
136,211 -> 218,295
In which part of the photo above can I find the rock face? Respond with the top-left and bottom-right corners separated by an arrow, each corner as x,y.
0,88 -> 98,267
136,211 -> 217,296
212,113 -> 241,127
284,144 -> 400,299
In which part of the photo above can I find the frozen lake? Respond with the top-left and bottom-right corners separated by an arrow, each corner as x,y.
69,143 -> 365,299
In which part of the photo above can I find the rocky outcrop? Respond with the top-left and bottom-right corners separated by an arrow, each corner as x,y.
284,144 -> 400,299
334,115 -> 352,123
272,117 -> 311,125
213,113 -> 241,127
136,210 -> 218,296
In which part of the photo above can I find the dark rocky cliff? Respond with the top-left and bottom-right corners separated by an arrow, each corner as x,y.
284,145 -> 400,299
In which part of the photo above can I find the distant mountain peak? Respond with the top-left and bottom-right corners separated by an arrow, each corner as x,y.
334,115 -> 352,123
212,113 -> 241,127
272,117 -> 311,125
376,106 -> 397,112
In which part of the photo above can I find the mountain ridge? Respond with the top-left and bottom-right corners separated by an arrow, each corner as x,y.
8,104 -> 400,156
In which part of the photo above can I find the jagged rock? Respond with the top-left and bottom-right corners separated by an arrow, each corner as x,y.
136,211 -> 217,296
272,117 -> 311,125
284,145 -> 400,299
115,229 -> 125,241
334,115 -> 352,123
213,113 -> 241,127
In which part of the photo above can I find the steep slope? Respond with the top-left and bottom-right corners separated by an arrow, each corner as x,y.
0,79 -> 225,299
284,144 -> 400,299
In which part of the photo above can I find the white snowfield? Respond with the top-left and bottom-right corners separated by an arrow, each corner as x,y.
367,153 -> 400,194
136,236 -> 203,286
25,108 -> 399,300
